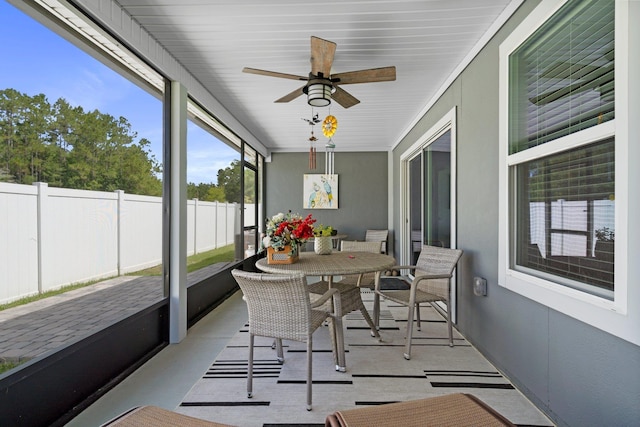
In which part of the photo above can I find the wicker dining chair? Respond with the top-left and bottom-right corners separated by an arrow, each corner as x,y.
373,245 -> 463,360
337,240 -> 384,288
365,229 -> 389,254
307,240 -> 384,347
231,269 -> 344,411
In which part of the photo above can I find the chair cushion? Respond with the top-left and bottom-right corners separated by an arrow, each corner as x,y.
324,393 -> 514,427
102,405 -> 236,426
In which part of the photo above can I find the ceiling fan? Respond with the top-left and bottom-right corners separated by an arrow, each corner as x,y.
242,36 -> 396,108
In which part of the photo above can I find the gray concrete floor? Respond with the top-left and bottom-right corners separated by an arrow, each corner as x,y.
66,290 -> 247,426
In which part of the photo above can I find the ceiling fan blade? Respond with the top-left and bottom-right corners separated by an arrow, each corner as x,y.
331,66 -> 396,84
275,86 -> 305,103
242,67 -> 307,81
310,36 -> 336,77
332,86 -> 360,109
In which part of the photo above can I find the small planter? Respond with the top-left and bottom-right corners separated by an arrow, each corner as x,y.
314,236 -> 333,255
267,245 -> 299,264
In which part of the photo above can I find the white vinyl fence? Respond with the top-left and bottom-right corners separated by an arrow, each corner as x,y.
0,182 -> 251,304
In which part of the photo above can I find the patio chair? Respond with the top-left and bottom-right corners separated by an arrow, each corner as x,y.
337,240 -> 384,288
307,241 -> 384,346
231,269 -> 345,411
365,229 -> 389,254
373,245 -> 463,360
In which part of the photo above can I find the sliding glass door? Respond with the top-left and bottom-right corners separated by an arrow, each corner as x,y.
401,108 -> 457,319
409,130 -> 452,263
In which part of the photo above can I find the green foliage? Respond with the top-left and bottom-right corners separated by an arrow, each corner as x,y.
217,159 -> 242,203
0,89 -> 162,195
187,181 -> 226,202
314,224 -> 333,236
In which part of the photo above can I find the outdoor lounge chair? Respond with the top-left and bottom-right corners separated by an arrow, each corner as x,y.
102,405 -> 236,426
324,393 -> 515,427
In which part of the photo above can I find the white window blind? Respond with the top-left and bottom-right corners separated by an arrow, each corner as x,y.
509,0 -> 614,153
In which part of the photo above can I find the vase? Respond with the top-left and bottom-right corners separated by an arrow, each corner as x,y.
267,245 -> 299,264
314,236 -> 333,255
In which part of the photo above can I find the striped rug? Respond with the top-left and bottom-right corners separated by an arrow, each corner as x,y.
177,290 -> 553,427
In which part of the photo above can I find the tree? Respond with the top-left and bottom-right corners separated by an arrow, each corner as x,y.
205,185 -> 226,202
217,159 -> 241,203
0,89 -> 162,195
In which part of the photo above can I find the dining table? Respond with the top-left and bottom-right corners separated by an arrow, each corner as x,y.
255,250 -> 396,371
255,250 -> 395,286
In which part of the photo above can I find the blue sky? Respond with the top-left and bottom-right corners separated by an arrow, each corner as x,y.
0,1 -> 238,184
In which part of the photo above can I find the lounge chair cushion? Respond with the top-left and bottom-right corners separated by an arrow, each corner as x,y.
324,393 -> 514,427
102,405 -> 236,427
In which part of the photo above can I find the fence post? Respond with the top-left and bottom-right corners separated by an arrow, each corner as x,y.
213,201 -> 218,249
193,198 -> 198,255
34,182 -> 48,295
116,190 -> 125,276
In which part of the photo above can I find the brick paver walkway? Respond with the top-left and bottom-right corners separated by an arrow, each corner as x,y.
0,262 -> 233,363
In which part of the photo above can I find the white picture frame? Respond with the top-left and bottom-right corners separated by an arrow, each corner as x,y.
303,174 -> 338,209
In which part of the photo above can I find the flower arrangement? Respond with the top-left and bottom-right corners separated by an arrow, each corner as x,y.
313,224 -> 334,237
263,211 -> 316,254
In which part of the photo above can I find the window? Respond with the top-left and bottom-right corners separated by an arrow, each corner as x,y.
499,0 -> 636,344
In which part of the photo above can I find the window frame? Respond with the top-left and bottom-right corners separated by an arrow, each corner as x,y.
498,0 -> 635,344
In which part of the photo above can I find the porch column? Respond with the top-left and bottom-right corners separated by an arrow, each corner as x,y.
167,81 -> 188,343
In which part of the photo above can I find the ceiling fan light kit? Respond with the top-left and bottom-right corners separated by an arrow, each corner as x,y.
304,78 -> 333,107
242,36 -> 395,109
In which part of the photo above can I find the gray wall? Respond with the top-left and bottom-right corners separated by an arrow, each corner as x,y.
392,1 -> 640,426
265,152 -> 389,246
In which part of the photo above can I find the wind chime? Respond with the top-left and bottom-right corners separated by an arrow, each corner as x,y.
322,113 -> 338,175
303,111 -> 320,170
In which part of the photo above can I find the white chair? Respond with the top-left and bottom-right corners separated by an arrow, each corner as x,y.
373,245 -> 463,360
231,269 -> 344,410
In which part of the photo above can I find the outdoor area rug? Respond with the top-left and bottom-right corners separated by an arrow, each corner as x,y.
177,289 -> 553,427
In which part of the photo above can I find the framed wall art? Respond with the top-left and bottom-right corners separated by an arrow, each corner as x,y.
303,174 -> 338,209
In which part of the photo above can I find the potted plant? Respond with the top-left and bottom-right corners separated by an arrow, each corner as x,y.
313,224 -> 334,255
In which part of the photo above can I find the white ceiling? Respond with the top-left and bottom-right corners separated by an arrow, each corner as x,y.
115,0 -> 520,153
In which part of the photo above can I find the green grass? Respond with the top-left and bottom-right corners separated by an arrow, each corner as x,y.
0,361 -> 21,375
130,244 -> 236,276
0,280 -> 109,312
0,244 -> 236,312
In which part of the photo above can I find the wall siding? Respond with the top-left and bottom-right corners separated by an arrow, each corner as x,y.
392,1 -> 640,426
265,152 -> 389,249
